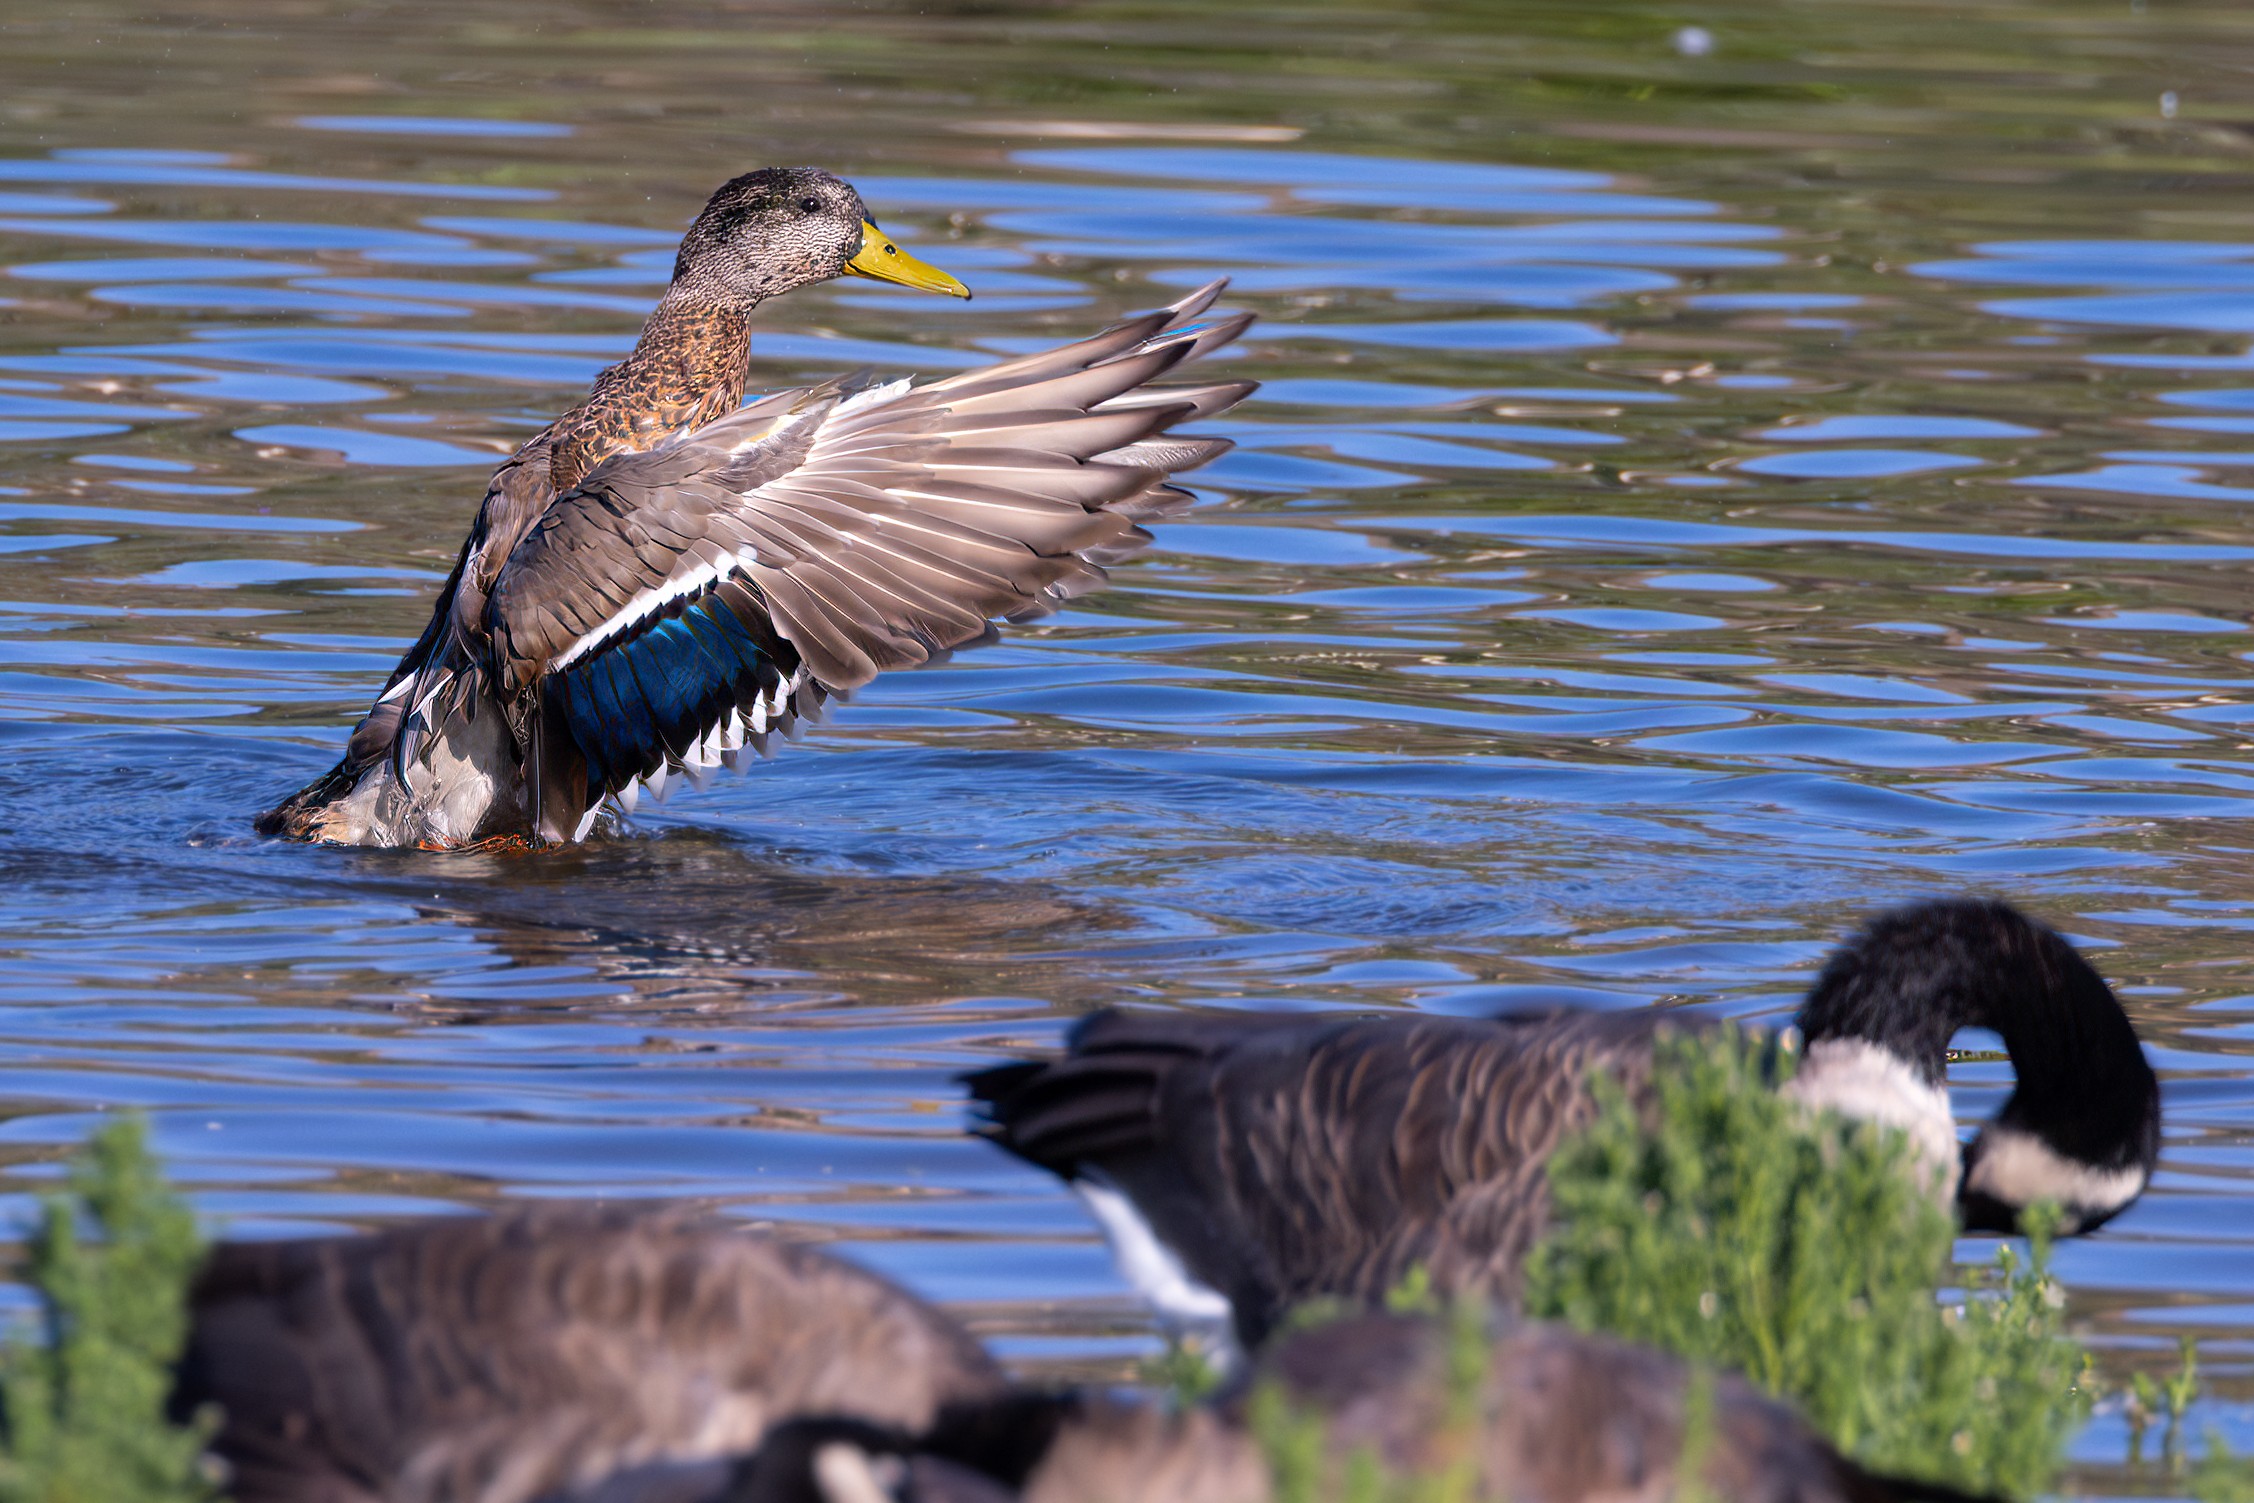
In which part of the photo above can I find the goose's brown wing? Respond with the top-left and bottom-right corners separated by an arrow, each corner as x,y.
173,1205 -> 1005,1503
967,1007 -> 1678,1348
480,281 -> 1253,841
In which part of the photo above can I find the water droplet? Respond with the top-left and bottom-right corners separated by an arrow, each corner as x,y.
1674,25 -> 1714,57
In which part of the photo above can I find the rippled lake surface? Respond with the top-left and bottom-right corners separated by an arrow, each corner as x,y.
5,0 -> 2254,1485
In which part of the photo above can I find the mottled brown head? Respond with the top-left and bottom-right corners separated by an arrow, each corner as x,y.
669,167 -> 969,309
670,167 -> 870,306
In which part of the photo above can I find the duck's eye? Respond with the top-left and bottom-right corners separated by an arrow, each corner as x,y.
798,196 -> 821,214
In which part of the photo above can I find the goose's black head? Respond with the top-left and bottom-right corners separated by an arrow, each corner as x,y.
668,167 -> 968,310
1795,898 -> 2160,1236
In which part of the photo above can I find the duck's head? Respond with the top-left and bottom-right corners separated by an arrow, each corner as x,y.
1789,898 -> 2162,1237
667,166 -> 970,310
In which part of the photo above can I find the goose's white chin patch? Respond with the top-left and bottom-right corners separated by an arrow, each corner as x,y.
1073,1175 -> 1241,1373
813,1444 -> 907,1503
1781,1038 -> 1961,1203
1965,1125 -> 2148,1230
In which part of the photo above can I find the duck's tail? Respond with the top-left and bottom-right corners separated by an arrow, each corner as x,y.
251,686 -> 418,841
256,638 -> 522,847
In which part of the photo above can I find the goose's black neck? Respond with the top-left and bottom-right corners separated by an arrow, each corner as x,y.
1797,898 -> 2160,1221
1797,902 -> 1992,1085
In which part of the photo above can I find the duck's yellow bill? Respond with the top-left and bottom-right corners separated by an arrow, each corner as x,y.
844,221 -> 971,299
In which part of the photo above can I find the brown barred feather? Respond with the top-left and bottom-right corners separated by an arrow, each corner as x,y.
174,1205 -> 1006,1503
968,1007 -> 1693,1349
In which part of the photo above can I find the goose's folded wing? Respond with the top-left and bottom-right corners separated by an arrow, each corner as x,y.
481,283 -> 1253,838
177,1207 -> 1007,1500
967,1007 -> 1677,1342
969,1008 -> 1455,1337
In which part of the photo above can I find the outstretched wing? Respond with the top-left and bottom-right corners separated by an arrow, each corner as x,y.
484,280 -> 1254,841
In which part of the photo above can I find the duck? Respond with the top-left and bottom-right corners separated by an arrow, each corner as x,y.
255,167 -> 1254,849
169,1204 -> 1988,1503
965,897 -> 2162,1355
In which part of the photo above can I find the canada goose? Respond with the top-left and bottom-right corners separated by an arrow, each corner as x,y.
729,1312 -> 1999,1503
255,166 -> 1253,848
171,1205 -> 1007,1503
1232,1311 -> 2000,1503
966,898 -> 2162,1352
708,1400 -> 1262,1503
171,1208 -> 1993,1503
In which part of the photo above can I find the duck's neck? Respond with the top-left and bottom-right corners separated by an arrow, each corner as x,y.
1796,898 -> 2160,1232
548,290 -> 756,492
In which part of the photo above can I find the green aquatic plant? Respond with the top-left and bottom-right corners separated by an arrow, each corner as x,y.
1383,1265 -> 1441,1318
1522,1026 -> 2086,1499
2127,1371 -> 2160,1465
2194,1434 -> 2254,1503
1150,1336 -> 1227,1406
0,1118 -> 213,1503
2167,1336 -> 2203,1427
2121,1335 -> 2205,1470
2123,1335 -> 2207,1473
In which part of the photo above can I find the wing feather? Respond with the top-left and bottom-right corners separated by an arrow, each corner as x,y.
484,285 -> 1254,839
921,343 -> 1191,419
1099,378 -> 1258,423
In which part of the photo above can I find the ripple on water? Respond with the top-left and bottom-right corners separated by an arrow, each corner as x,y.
0,11 -> 2251,1478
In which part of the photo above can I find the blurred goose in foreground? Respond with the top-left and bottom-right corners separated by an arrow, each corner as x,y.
968,898 -> 2162,1353
256,166 -> 1253,849
172,1205 -> 1006,1503
745,1313 -> 1996,1503
169,1205 -> 1987,1503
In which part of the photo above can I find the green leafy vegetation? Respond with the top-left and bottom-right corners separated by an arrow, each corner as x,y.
1523,1026 -> 2087,1499
2166,1337 -> 2203,1425
2194,1434 -> 2254,1503
1149,1337 -> 1226,1406
2115,1334 -> 2254,1503
2125,1336 -> 2205,1470
0,1118 -> 213,1503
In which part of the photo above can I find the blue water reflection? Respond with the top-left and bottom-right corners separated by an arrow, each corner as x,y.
0,56 -> 2249,1486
